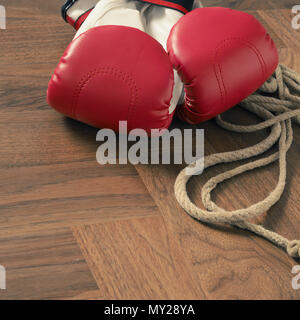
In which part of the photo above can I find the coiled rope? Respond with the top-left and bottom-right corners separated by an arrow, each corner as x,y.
175,64 -> 300,259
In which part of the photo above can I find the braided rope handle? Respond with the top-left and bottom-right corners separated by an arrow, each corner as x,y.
175,64 -> 300,259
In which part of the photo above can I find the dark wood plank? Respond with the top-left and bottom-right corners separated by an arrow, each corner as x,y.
3,0 -> 64,15
61,290 -> 106,300
0,228 -> 98,300
0,160 -> 159,236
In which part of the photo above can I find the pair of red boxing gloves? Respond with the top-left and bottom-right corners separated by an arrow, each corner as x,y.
47,0 -> 279,133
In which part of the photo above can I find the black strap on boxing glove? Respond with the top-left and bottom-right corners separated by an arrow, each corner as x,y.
61,0 -> 96,30
137,0 -> 194,13
62,0 -> 78,22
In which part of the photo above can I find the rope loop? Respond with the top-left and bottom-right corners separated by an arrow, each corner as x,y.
287,240 -> 300,258
175,64 -> 300,259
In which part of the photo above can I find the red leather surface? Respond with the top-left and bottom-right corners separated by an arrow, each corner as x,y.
167,7 -> 279,124
47,26 -> 175,133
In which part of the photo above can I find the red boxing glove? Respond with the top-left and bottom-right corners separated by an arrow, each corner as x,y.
47,0 -> 175,133
167,7 -> 279,124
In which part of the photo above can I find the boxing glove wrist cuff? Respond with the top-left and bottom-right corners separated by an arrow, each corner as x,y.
137,0 -> 194,14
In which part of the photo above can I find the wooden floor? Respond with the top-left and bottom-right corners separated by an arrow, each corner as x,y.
0,0 -> 299,299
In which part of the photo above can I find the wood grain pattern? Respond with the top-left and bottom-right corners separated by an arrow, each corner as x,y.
72,217 -> 204,299
61,290 -> 106,300
136,155 -> 300,299
0,228 -> 98,300
0,0 -> 299,299
0,161 -> 159,237
258,9 -> 300,48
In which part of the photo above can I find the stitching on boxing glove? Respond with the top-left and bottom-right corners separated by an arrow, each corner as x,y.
212,37 -> 267,113
214,37 -> 267,83
72,66 -> 139,129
